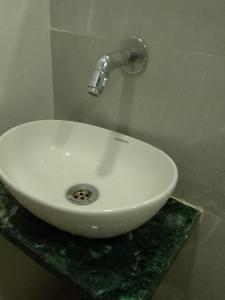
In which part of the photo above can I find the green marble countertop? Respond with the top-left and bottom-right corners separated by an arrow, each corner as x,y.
0,181 -> 200,300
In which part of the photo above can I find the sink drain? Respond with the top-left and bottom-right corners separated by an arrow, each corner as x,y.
66,184 -> 99,205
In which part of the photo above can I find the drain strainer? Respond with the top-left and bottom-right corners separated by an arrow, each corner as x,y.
66,184 -> 99,205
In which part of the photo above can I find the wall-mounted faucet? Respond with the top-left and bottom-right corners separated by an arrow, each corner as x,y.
88,36 -> 149,97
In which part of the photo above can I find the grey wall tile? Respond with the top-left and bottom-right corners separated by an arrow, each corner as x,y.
0,1 -> 21,31
50,0 -> 94,35
190,0 -> 225,56
0,1 -> 55,298
0,29 -> 54,135
50,0 -> 225,56
51,30 -> 95,121
151,211 -> 225,300
51,31 -> 225,218
0,1 -> 54,134
5,0 -> 51,30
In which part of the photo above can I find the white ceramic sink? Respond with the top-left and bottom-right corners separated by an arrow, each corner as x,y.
0,120 -> 178,238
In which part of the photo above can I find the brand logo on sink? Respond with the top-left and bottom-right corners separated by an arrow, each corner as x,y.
114,137 -> 129,144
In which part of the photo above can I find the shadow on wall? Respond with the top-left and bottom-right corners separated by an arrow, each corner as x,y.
0,236 -> 76,300
96,75 -> 135,176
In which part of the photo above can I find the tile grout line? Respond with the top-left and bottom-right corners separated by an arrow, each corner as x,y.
153,45 -> 225,59
50,28 -> 225,60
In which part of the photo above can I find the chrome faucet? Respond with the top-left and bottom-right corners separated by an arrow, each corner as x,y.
88,36 -> 149,97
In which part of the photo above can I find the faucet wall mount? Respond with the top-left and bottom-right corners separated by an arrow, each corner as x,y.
88,36 -> 149,97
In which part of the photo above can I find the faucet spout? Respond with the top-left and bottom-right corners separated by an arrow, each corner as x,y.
88,51 -> 133,97
88,69 -> 109,97
88,37 -> 149,97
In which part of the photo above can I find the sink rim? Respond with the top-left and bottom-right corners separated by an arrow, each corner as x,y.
0,120 -> 178,216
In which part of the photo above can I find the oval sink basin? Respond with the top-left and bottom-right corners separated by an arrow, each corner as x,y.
0,120 -> 178,238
